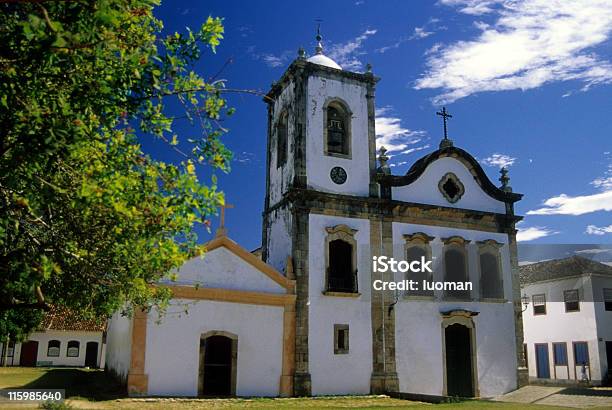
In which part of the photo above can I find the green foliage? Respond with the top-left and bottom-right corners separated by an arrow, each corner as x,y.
0,1 -> 233,338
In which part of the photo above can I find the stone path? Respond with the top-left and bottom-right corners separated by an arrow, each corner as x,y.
494,385 -> 612,408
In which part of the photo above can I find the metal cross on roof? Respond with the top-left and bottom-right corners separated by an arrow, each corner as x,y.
436,106 -> 452,141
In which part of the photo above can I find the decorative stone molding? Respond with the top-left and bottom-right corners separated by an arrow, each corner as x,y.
403,232 -> 435,244
441,235 -> 471,246
438,172 -> 465,203
441,236 -> 471,301
127,309 -> 148,396
440,310 -> 480,398
403,232 -> 434,298
323,97 -> 352,159
477,240 -> 505,301
324,224 -> 359,295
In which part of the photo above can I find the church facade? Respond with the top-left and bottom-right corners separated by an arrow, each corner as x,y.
106,33 -> 528,398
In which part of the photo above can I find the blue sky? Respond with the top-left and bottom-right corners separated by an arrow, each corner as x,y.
148,0 -> 612,250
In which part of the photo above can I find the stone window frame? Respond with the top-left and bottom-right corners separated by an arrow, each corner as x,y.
334,324 -> 350,354
440,310 -> 479,398
476,240 -> 505,302
441,236 -> 471,301
276,109 -> 289,168
198,330 -> 238,397
323,97 -> 352,160
438,172 -> 465,204
66,340 -> 80,358
323,224 -> 360,297
47,340 -> 61,357
403,232 -> 435,300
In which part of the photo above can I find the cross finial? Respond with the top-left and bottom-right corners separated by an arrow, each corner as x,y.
436,106 -> 454,148
215,202 -> 235,238
315,19 -> 323,54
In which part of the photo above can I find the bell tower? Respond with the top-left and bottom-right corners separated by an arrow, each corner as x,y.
261,30 -> 380,396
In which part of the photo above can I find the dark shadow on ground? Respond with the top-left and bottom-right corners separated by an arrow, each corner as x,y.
7,368 -> 124,400
557,387 -> 612,397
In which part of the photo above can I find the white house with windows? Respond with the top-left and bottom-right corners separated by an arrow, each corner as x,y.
106,31 -> 527,398
521,256 -> 612,385
0,307 -> 106,368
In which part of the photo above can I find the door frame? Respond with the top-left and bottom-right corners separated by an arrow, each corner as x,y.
535,343 -> 551,379
19,341 -> 39,367
85,341 -> 99,368
441,311 -> 479,397
198,331 -> 238,397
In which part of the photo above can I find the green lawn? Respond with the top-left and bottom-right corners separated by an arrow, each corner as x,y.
0,367 -> 590,409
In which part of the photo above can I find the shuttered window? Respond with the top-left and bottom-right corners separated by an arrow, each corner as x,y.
564,289 -> 579,312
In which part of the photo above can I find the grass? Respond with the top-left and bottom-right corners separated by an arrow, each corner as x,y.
0,367 -> 605,409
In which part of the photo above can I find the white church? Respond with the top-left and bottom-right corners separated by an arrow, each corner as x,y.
106,32 -> 528,399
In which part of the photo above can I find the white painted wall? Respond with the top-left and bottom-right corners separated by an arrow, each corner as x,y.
592,275 -> 612,381
392,157 -> 507,214
105,311 -> 133,382
308,214 -> 373,395
268,82 -> 296,207
265,206 -> 292,274
145,299 -> 284,397
16,330 -> 104,368
165,247 -> 286,294
306,76 -> 370,197
522,275 -> 608,384
392,222 -> 517,397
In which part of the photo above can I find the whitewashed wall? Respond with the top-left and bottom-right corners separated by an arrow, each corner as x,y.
308,214 -> 373,395
306,76 -> 370,197
19,330 -> 104,368
265,206 -> 292,274
522,276 -> 606,383
392,157 -> 506,214
592,275 -> 612,381
145,300 -> 284,397
268,82 -> 296,207
167,247 -> 286,294
393,222 -> 517,397
105,311 -> 133,382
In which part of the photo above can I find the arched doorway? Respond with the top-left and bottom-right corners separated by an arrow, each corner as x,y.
445,324 -> 473,397
442,310 -> 478,398
198,332 -> 237,397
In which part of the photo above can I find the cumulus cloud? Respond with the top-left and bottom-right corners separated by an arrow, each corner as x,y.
415,0 -> 612,103
527,191 -> 612,216
328,29 -> 377,71
516,224 -> 558,241
528,160 -> 612,216
375,107 -> 427,153
585,224 -> 612,235
481,153 -> 516,168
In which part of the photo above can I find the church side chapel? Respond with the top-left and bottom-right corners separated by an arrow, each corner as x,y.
105,29 -> 528,399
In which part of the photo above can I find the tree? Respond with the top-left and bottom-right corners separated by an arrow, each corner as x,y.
0,0 -> 235,339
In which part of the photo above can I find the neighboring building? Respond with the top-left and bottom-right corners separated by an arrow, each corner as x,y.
521,256 -> 612,385
0,307 -> 106,368
106,31 -> 526,398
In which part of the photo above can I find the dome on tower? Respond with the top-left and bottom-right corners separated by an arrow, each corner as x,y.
305,26 -> 342,70
306,53 -> 342,69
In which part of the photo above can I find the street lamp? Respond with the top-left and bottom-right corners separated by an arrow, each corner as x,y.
521,293 -> 530,312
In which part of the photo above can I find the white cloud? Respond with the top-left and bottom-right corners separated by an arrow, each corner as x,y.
375,106 -> 427,153
481,153 -> 516,168
416,0 -> 612,103
516,225 -> 558,241
248,47 -> 293,68
591,163 -> 612,190
412,27 -> 434,40
328,29 -> 377,71
402,144 -> 431,155
575,248 -> 612,255
585,224 -> 612,235
527,191 -> 612,215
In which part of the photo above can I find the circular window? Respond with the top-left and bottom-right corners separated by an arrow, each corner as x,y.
330,166 -> 347,185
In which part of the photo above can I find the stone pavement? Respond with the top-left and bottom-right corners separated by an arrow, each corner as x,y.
493,385 -> 612,408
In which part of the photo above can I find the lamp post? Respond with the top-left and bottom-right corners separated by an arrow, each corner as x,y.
521,293 -> 530,312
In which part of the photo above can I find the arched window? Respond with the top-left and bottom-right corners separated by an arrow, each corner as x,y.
404,232 -> 434,297
325,102 -> 350,156
67,340 -> 80,357
47,340 -> 60,357
443,237 -> 470,300
325,225 -> 358,294
276,111 -> 288,167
